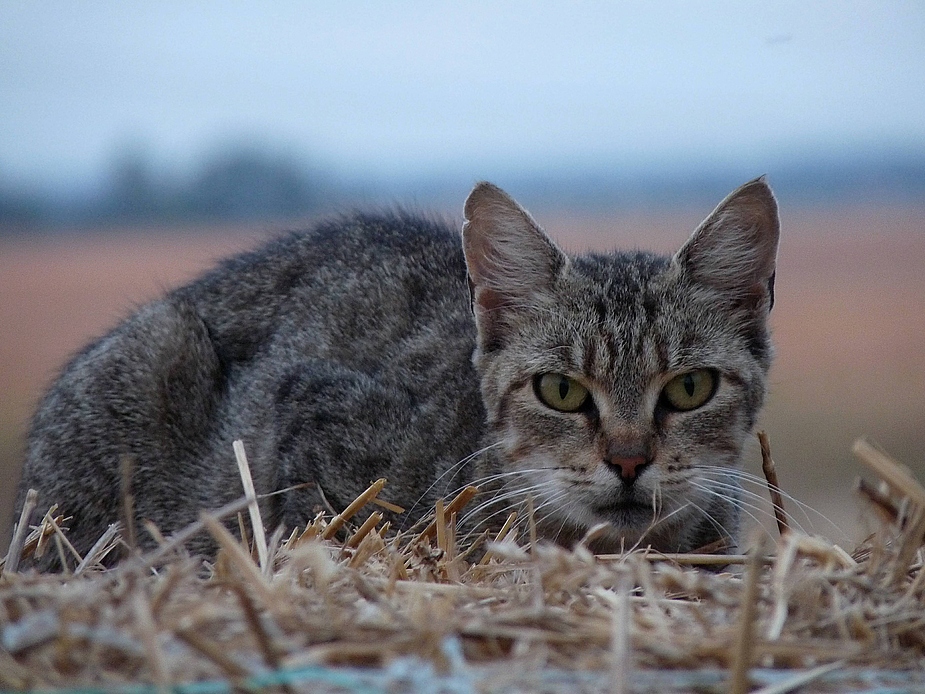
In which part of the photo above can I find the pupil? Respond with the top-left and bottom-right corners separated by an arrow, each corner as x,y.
684,374 -> 695,397
558,378 -> 569,400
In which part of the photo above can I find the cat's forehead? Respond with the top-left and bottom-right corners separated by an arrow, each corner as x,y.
520,249 -> 754,380
571,249 -> 673,288
567,249 -> 675,320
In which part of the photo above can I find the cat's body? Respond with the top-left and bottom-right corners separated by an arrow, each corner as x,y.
15,180 -> 779,569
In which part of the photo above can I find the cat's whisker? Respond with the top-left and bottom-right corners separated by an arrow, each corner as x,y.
456,496 -> 538,547
704,470 -> 817,520
399,441 -> 504,531
527,489 -> 573,523
691,477 -> 812,535
695,465 -> 847,540
652,484 -> 741,546
651,480 -> 664,517
406,468 -> 535,531
511,490 -> 577,546
629,501 -> 695,553
551,507 -> 575,546
457,479 -> 568,544
688,481 -> 783,538
690,474 -> 798,514
686,477 -> 770,518
441,441 -> 505,487
457,489 -> 531,531
449,467 -> 565,507
674,498 -> 742,547
458,478 -> 562,528
464,472 -> 530,491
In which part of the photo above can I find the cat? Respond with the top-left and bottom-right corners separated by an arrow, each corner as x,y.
13,178 -> 779,570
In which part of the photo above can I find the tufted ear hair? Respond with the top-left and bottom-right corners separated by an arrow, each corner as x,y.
674,177 -> 780,312
462,182 -> 568,350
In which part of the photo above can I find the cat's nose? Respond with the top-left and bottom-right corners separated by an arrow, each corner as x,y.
607,455 -> 649,481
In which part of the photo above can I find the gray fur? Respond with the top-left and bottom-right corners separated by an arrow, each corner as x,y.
15,179 -> 779,569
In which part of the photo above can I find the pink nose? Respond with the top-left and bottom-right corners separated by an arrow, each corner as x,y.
610,455 -> 648,479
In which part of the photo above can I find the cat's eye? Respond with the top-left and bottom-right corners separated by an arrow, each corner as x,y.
661,369 -> 717,411
535,373 -> 590,412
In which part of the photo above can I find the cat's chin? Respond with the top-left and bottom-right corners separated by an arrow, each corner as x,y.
536,499 -> 693,554
591,500 -> 656,526
536,480 -> 744,554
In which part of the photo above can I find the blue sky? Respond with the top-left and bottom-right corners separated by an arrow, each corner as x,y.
1,1 -> 923,191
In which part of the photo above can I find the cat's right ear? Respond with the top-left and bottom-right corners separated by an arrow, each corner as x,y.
674,177 -> 780,313
462,182 -> 567,350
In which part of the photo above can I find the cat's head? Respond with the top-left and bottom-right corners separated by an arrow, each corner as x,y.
462,179 -> 779,553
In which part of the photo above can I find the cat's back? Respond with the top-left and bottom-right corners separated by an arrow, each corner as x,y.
178,210 -> 473,369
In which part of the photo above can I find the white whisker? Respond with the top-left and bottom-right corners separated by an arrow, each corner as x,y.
693,477 -> 810,534
688,480 -> 780,539
458,478 -> 560,528
695,465 -> 847,540
399,441 -> 503,531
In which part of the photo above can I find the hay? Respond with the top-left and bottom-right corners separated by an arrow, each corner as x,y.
2,436 -> 925,692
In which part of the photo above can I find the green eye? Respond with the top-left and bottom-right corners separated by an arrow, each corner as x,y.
661,369 -> 717,411
535,373 -> 590,412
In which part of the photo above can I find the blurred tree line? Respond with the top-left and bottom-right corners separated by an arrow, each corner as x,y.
3,142 -> 924,233
0,144 -> 335,232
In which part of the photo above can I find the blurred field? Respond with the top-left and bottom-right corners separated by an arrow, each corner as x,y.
2,203 -> 923,553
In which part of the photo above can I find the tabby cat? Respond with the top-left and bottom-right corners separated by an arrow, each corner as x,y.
15,178 -> 779,568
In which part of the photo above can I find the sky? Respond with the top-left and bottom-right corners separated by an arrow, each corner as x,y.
1,1 -> 923,192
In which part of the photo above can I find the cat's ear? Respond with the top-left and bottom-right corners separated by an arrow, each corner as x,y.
675,177 -> 780,312
462,182 -> 567,349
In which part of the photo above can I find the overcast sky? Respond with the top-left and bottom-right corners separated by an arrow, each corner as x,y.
1,1 -> 923,190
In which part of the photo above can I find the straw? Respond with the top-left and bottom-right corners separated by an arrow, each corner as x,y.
758,430 -> 791,537
233,440 -> 269,572
2,436 -> 925,690
2,488 -> 37,575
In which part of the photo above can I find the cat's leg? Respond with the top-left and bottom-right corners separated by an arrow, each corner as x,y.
266,359 -> 438,534
17,297 -> 224,568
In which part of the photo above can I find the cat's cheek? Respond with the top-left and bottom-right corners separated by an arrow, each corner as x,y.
505,428 -> 598,479
499,386 -> 597,455
658,390 -> 752,460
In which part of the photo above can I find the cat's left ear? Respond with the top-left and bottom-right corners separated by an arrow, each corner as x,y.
675,177 -> 780,312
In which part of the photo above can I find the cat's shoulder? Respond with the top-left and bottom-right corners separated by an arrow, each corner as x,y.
195,209 -> 463,286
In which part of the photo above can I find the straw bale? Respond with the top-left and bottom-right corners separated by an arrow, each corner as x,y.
2,437 -> 925,691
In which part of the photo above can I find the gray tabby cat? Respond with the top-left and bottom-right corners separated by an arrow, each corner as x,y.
14,178 -> 779,569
